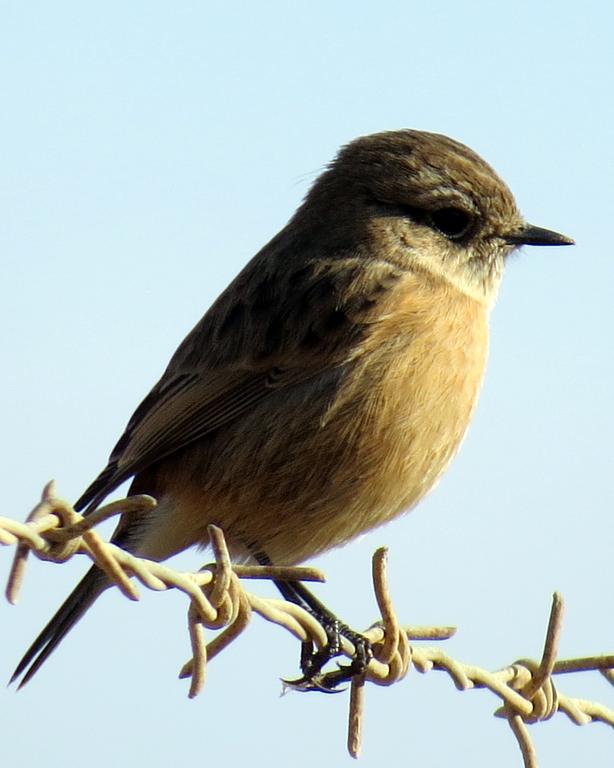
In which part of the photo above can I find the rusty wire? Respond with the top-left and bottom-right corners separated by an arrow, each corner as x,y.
2,483 -> 613,765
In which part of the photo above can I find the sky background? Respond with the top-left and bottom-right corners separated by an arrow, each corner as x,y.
1,2 -> 613,766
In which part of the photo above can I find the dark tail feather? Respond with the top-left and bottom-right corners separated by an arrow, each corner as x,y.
10,564 -> 109,688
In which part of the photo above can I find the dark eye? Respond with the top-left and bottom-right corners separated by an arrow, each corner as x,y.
427,207 -> 474,240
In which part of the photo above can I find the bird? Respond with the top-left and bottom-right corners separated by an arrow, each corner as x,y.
11,129 -> 573,689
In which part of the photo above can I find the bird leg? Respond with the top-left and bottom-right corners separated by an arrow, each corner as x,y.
253,552 -> 371,692
276,578 -> 373,692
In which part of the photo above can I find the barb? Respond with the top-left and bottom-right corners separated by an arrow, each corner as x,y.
2,486 -> 613,765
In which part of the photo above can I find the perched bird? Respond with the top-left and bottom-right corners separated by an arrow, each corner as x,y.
12,130 -> 573,689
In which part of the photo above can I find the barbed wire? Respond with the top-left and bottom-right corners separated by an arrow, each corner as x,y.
2,482 -> 613,764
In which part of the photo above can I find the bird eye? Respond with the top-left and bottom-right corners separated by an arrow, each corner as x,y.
427,207 -> 474,240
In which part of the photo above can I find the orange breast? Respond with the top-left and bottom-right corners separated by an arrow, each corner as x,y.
300,271 -> 490,555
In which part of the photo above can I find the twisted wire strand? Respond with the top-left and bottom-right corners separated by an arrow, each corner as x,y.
2,483 -> 614,765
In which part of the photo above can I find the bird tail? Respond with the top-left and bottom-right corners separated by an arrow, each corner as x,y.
10,564 -> 109,688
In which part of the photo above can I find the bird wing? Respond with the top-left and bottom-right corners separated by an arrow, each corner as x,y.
75,367 -> 309,513
75,254 -> 404,514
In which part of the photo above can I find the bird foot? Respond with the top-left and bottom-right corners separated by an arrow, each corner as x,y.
283,622 -> 372,693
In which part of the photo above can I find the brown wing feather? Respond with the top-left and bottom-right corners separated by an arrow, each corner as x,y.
75,249 -> 404,514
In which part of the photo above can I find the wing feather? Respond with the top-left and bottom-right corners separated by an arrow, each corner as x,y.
75,253 -> 404,514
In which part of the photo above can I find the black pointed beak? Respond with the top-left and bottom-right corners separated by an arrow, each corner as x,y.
503,223 -> 575,247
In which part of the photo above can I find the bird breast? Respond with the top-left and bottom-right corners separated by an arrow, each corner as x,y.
238,272 -> 490,563
141,272 -> 490,566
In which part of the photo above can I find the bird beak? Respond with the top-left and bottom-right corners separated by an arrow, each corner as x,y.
503,223 -> 575,247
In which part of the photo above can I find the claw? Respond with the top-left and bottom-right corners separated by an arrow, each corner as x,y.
281,674 -> 347,694
283,638 -> 372,693
267,574 -> 373,694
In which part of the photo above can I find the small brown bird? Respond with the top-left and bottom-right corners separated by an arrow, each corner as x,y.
12,130 -> 573,688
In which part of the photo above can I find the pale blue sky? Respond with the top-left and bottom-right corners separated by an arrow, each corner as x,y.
1,2 -> 613,766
